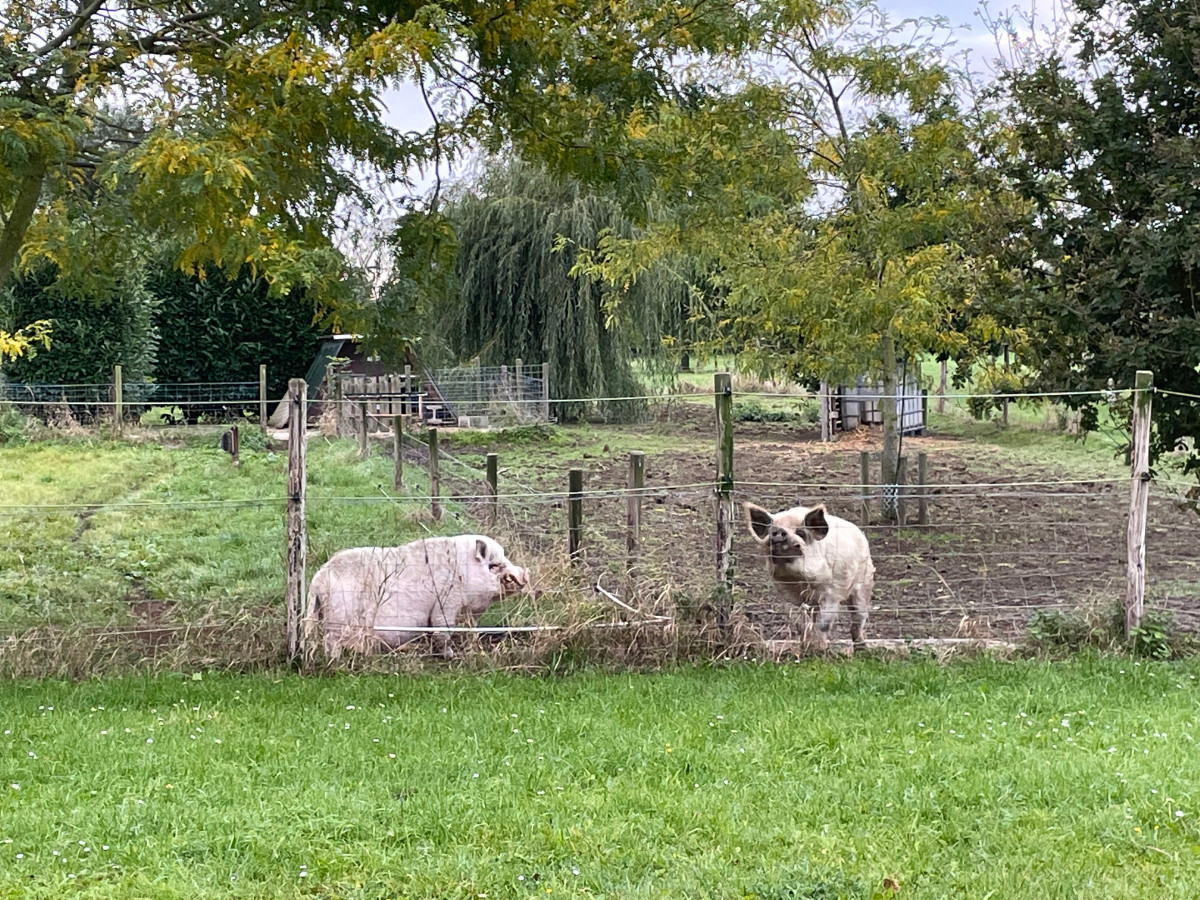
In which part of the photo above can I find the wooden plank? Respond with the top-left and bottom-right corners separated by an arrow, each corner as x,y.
259,364 -> 268,434
358,400 -> 369,459
626,451 -> 645,595
393,414 -> 403,491
428,427 -> 441,521
112,365 -> 123,435
860,451 -> 871,525
917,451 -> 929,526
819,381 -> 830,442
487,453 -> 499,524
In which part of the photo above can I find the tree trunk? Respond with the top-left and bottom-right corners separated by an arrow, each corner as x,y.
880,334 -> 900,524
0,154 -> 47,292
937,359 -> 947,414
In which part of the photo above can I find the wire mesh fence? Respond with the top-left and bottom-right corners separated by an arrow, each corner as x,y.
0,378 -> 263,426
332,362 -> 551,433
0,375 -> 1196,674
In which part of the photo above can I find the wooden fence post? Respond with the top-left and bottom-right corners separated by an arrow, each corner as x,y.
515,358 -> 524,414
286,378 -> 308,661
541,362 -> 550,422
819,381 -> 831,443
358,400 -> 369,459
860,450 -> 871,525
568,468 -> 583,564
487,453 -> 499,524
917,451 -> 929,527
259,364 -> 268,434
332,375 -> 344,438
392,414 -> 403,491
1002,345 -> 1011,427
428,427 -> 441,521
627,451 -> 645,592
1126,369 -> 1154,637
112,364 -> 123,435
714,372 -> 735,596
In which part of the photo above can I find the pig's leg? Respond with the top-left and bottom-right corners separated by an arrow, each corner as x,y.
815,590 -> 841,636
782,599 -> 809,640
848,587 -> 869,650
429,600 -> 457,659
849,574 -> 872,650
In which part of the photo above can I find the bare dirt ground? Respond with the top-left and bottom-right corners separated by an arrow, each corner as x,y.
462,404 -> 1200,643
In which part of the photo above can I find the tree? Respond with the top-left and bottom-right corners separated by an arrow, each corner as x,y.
1,0 -> 770,311
405,158 -> 691,420
575,1 -> 1021,503
998,0 -> 1200,476
1,1 -> 401,301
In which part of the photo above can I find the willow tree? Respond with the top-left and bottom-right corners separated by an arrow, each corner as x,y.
440,160 -> 690,420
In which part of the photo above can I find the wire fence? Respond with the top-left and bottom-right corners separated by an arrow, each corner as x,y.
0,378 -> 263,427
0,375 -> 1197,674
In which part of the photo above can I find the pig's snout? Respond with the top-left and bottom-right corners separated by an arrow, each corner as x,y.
500,567 -> 530,593
768,526 -> 798,556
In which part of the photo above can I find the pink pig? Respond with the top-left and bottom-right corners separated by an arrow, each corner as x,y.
744,502 -> 875,649
308,534 -> 530,658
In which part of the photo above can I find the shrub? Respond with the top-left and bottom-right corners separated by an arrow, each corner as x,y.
147,268 -> 324,398
0,407 -> 33,445
0,265 -> 157,385
1129,611 -> 1178,660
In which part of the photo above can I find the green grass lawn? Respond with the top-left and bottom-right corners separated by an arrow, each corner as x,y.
0,435 -> 443,628
2,657 -> 1199,899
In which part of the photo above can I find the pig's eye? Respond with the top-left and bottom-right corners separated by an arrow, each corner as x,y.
489,562 -> 504,572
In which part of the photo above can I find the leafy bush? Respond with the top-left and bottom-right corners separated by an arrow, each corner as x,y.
147,268 -> 324,398
0,265 -> 157,385
1026,604 -> 1188,659
0,408 -> 33,445
1026,609 -> 1094,650
1129,612 -> 1178,661
733,398 -> 820,424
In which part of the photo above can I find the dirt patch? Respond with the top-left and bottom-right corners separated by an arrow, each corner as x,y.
484,410 -> 1200,643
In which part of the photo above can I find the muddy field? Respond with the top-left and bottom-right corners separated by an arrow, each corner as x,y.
456,405 -> 1200,643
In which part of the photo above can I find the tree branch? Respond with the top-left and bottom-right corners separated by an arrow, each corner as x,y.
0,153 -> 48,292
31,0 -> 107,61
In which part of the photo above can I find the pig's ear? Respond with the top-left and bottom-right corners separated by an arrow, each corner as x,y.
474,538 -> 489,562
744,503 -> 773,542
801,505 -> 830,542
